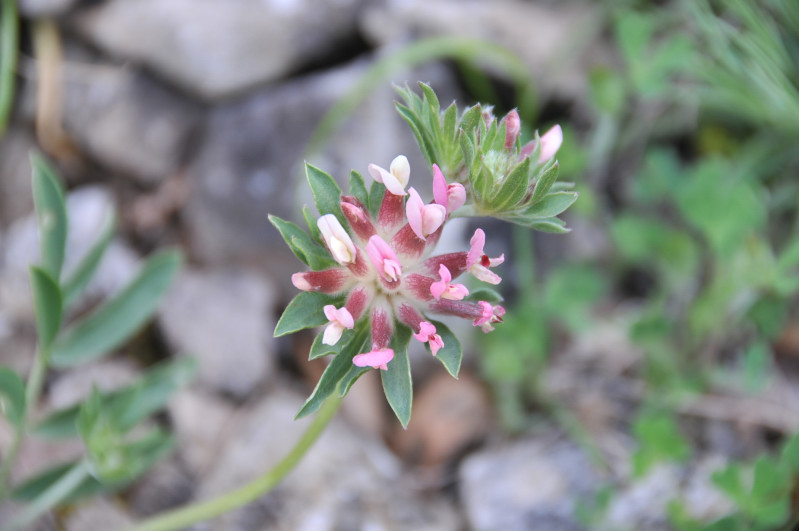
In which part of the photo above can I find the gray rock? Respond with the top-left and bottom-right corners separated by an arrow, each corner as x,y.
459,437 -> 599,531
362,0 -> 605,100
58,62 -> 200,184
0,129 -> 36,228
47,358 -> 140,410
18,0 -> 78,17
192,386 -> 462,531
71,0 -> 366,100
158,268 -> 276,398
63,498 -> 133,530
126,456 -> 195,517
604,464 -> 680,530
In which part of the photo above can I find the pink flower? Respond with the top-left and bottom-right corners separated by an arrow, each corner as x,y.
353,348 -> 394,370
503,109 -> 520,150
474,301 -> 506,332
466,229 -> 504,284
430,264 -> 469,301
368,155 -> 410,196
317,214 -> 357,265
406,187 -> 446,241
432,165 -> 466,214
322,305 -> 354,345
538,124 -> 563,163
413,321 -> 444,356
366,235 -> 402,283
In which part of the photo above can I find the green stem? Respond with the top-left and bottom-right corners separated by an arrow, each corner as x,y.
6,459 -> 90,531
123,395 -> 343,531
0,0 -> 19,136
0,350 -> 49,500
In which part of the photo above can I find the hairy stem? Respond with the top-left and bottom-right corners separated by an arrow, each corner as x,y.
123,395 -> 343,531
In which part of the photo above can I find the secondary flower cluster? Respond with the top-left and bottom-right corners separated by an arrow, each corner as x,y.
291,156 -> 506,371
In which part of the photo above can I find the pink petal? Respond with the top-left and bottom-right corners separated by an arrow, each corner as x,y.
467,229 -> 486,269
433,164 -> 448,207
429,334 -> 444,356
471,265 -> 502,285
438,264 -> 452,283
421,203 -> 446,236
322,323 -> 344,345
447,183 -> 466,213
406,187 -> 425,240
504,109 -> 520,150
430,277 -> 447,300
353,348 -> 394,370
538,124 -> 563,164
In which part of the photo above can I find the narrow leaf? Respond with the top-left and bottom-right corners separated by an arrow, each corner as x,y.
430,320 -> 462,378
296,325 -> 370,418
459,104 -> 482,134
368,181 -> 386,219
61,212 -> 115,308
274,291 -> 344,337
464,287 -> 504,303
29,266 -> 62,348
523,191 -> 578,219
269,215 -> 336,270
381,324 -> 413,427
50,250 -> 181,368
349,170 -> 369,207
493,157 -> 531,211
306,163 -> 345,225
302,206 -> 322,244
0,368 -> 26,427
530,162 -> 560,204
31,154 -> 68,280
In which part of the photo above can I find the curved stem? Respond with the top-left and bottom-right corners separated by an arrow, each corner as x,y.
123,395 -> 343,531
0,0 -> 18,136
0,350 -> 49,500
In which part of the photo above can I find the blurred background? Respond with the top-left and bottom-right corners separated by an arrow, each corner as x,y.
1,0 -> 799,529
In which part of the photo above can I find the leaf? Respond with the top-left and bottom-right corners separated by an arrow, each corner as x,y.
337,364 -> 369,397
29,266 -> 63,349
463,287 -> 504,303
0,368 -> 26,427
368,181 -> 386,219
419,82 -> 441,115
34,358 -> 196,439
349,170 -> 369,207
302,206 -> 322,244
381,324 -> 413,427
442,102 -> 457,144
31,154 -> 68,280
430,320 -> 462,378
61,212 -> 115,308
12,461 -> 104,503
50,250 -> 182,368
530,162 -> 560,204
492,157 -> 531,211
507,216 -> 571,233
296,325 -> 370,418
268,215 -> 337,270
458,104 -> 482,134
395,103 -> 435,168
274,291 -> 345,337
780,433 -> 799,472
523,191 -> 578,219
305,163 -> 345,225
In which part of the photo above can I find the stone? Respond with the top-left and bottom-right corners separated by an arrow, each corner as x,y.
64,498 -> 133,530
190,386 -> 462,530
391,372 -> 492,467
18,0 -> 78,17
459,437 -> 599,531
47,358 -> 140,410
158,268 -> 276,398
361,1 -> 605,100
604,464 -> 681,530
71,0 -> 366,100
126,456 -> 195,517
0,128 -> 36,228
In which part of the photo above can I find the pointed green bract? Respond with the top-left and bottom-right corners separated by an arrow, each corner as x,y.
521,191 -> 579,219
531,162 -> 560,204
429,320 -> 462,378
302,206 -> 323,244
464,287 -> 504,303
61,212 -> 115,308
50,250 -> 182,367
368,181 -> 386,219
349,170 -> 369,207
492,157 -> 531,211
31,154 -> 68,280
305,163 -> 345,226
0,368 -> 25,427
274,291 -> 344,337
381,324 -> 413,427
29,266 -> 63,349
269,215 -> 337,270
296,325 -> 370,418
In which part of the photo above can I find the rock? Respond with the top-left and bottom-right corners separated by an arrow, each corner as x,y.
361,1 -> 604,100
64,498 -> 134,530
71,0 -> 367,100
459,437 -> 599,531
391,372 -> 492,467
604,464 -> 680,530
167,387 -> 237,475
679,455 -> 735,522
18,0 -> 78,17
58,60 -> 200,185
0,128 -> 36,228
47,358 -> 140,410
191,386 -> 462,530
126,456 -> 195,517
158,268 -> 276,398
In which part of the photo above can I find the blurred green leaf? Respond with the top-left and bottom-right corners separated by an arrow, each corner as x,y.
31,154 -> 67,280
632,411 -> 691,477
61,212 -> 115,308
0,367 -> 25,427
429,320 -> 461,378
274,291 -> 344,338
306,163 -> 345,226
29,266 -> 62,349
463,287 -> 504,303
381,324 -> 413,428
589,67 -> 626,115
50,250 -> 181,367
742,341 -> 770,393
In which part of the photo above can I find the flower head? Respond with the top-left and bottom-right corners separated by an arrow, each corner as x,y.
413,321 -> 444,356
466,229 -> 504,285
430,264 -> 469,301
